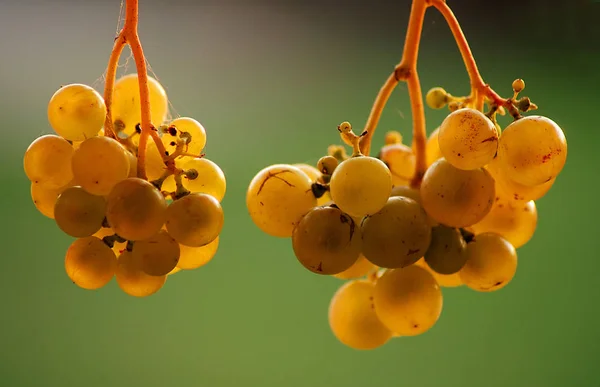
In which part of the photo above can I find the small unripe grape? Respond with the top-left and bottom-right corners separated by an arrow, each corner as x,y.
426,87 -> 448,109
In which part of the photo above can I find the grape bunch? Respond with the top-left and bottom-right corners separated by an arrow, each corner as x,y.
24,75 -> 226,297
246,78 -> 567,349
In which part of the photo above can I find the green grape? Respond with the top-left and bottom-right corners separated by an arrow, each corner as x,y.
328,280 -> 393,350
47,83 -> 106,141
112,74 -> 169,136
333,254 -> 377,280
64,236 -> 118,290
292,205 -> 361,275
24,134 -> 74,189
166,193 -> 223,247
414,258 -> 462,288
106,178 -> 167,241
30,180 -> 74,219
162,117 -> 207,156
485,157 -> 555,202
471,198 -> 537,249
361,197 -> 431,269
177,236 -> 220,270
374,265 -> 443,336
459,233 -> 517,292
438,108 -> 498,170
54,186 -> 106,238
421,158 -> 495,228
424,225 -> 467,275
497,115 -> 567,186
425,87 -> 448,109
294,163 -> 330,206
133,230 -> 180,276
116,251 -> 167,297
72,136 -> 130,196
180,157 -> 226,202
329,156 -> 392,218
379,143 -> 416,187
247,164 -> 317,238
426,127 -> 443,167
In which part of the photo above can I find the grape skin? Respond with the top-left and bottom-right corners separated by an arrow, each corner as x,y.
379,143 -> 416,187
180,158 -> 226,202
424,225 -> 467,275
177,236 -> 220,270
133,230 -> 180,276
65,236 -> 118,290
333,255 -> 377,280
162,117 -> 207,156
54,186 -> 107,238
166,193 -> 223,247
116,251 -> 167,297
426,127 -> 443,167
486,157 -> 554,202
24,135 -> 74,189
414,258 -> 462,288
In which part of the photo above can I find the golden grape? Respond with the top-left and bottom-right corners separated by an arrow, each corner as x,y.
179,157 -> 226,201
333,255 -> 377,280
162,117 -> 207,157
426,127 -> 443,167
425,87 -> 448,109
166,193 -> 223,247
93,227 -> 127,255
379,143 -> 416,187
486,154 -> 555,202
30,181 -> 73,219
424,225 -> 467,275
54,186 -> 107,238
294,163 -> 330,206
24,135 -> 74,189
65,236 -> 118,290
116,251 -> 167,297
143,140 -> 167,181
125,151 -> 138,178
133,230 -> 180,276
177,236 -> 220,270
414,258 -> 462,288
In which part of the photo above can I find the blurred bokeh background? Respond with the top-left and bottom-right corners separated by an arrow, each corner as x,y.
1,0 -> 598,386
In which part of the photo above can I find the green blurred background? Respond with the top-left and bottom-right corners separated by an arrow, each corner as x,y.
1,0 -> 599,386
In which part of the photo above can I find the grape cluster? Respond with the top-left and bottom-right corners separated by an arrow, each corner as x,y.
24,75 -> 226,297
246,79 -> 567,349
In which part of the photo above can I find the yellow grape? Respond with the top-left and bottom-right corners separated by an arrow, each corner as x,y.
421,158 -> 495,228
180,157 -> 226,201
424,225 -> 467,275
247,164 -> 317,238
316,156 -> 339,176
426,127 -> 443,167
72,136 -> 130,196
133,230 -> 180,276
125,151 -> 138,178
166,193 -> 224,247
93,227 -> 126,255
143,140 -> 168,181
497,115 -> 567,186
30,180 -> 74,219
24,134 -> 74,189
54,186 -> 106,238
162,117 -> 207,156
390,185 -> 437,227
328,280 -> 393,350
361,197 -> 431,269
64,236 -> 118,290
329,156 -> 392,218
106,178 -> 167,241
438,108 -> 499,170
47,83 -> 106,141
486,155 -> 555,202
425,87 -> 448,109
116,251 -> 167,297
292,206 -> 361,275
294,163 -> 330,206
379,143 -> 416,187
333,255 -> 377,280
460,233 -> 517,292
414,258 -> 463,288
373,265 -> 443,336
112,74 -> 169,136
177,236 -> 220,270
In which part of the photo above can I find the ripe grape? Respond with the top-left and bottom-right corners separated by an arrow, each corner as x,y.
125,151 -> 138,178
106,178 -> 167,241
438,108 -> 498,170
361,197 -> 431,268
459,233 -> 517,292
133,230 -> 180,276
373,265 -> 443,336
24,134 -> 74,189
294,163 -> 330,206
414,258 -> 462,288
179,157 -> 226,201
162,117 -> 207,156
64,236 -> 118,290
471,198 -> 537,248
292,206 -> 361,275
426,127 -> 443,167
54,186 -> 107,238
379,142 -> 416,187
246,164 -> 317,238
424,225 -> 467,275
93,227 -> 126,255
390,185 -> 421,203
420,158 -> 495,228
144,140 -> 167,181
329,156 -> 392,218
177,236 -> 220,270
333,255 -> 377,280
30,181 -> 73,219
166,193 -> 223,247
168,267 -> 181,275
328,280 -> 393,350
72,136 -> 130,196
47,83 -> 106,141
497,115 -> 567,186
116,251 -> 167,297
486,157 -> 555,202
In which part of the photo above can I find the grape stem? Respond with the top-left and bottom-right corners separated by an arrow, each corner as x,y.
359,0 -> 508,187
102,0 -> 175,180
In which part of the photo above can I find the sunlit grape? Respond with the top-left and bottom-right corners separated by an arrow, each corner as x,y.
424,225 -> 467,275
486,157 -> 555,202
379,143 -> 416,186
133,230 -> 180,276
425,87 -> 448,109
426,127 -> 443,167
390,185 -> 421,203
93,227 -> 127,256
54,186 -> 106,238
414,258 -> 462,288
166,193 -> 223,247
316,156 -> 339,176
177,236 -> 220,270
144,140 -> 167,181
65,236 -> 118,290
333,255 -> 377,280
294,163 -> 330,206
30,180 -> 74,219
125,150 -> 138,178
24,135 -> 74,189
179,157 -> 226,201
162,117 -> 206,157
116,251 -> 167,297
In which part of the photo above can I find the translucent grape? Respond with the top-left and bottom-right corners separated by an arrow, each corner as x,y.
93,227 -> 127,255
497,115 -> 567,186
168,267 -> 181,275
47,83 -> 106,141
125,151 -> 138,178
329,156 -> 392,218
333,255 -> 377,280
425,87 -> 448,109
460,233 -> 518,292
328,280 -> 393,350
24,135 -> 74,189
438,108 -> 499,170
116,251 -> 167,297
54,186 -> 106,238
64,236 -> 118,290
373,265 -> 443,336
424,225 -> 467,275
72,136 -> 130,196
246,164 -> 317,238
133,230 -> 180,276
379,143 -> 416,186
30,181 -> 74,219
179,157 -> 226,201
294,163 -> 330,206
361,197 -> 431,268
390,185 -> 421,204
166,193 -> 223,247
144,140 -> 167,181
292,205 -> 361,275
426,127 -> 443,167
177,236 -> 220,270
414,258 -> 462,288
421,158 -> 495,228
486,157 -> 555,202
106,178 -> 167,241
162,117 -> 207,156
